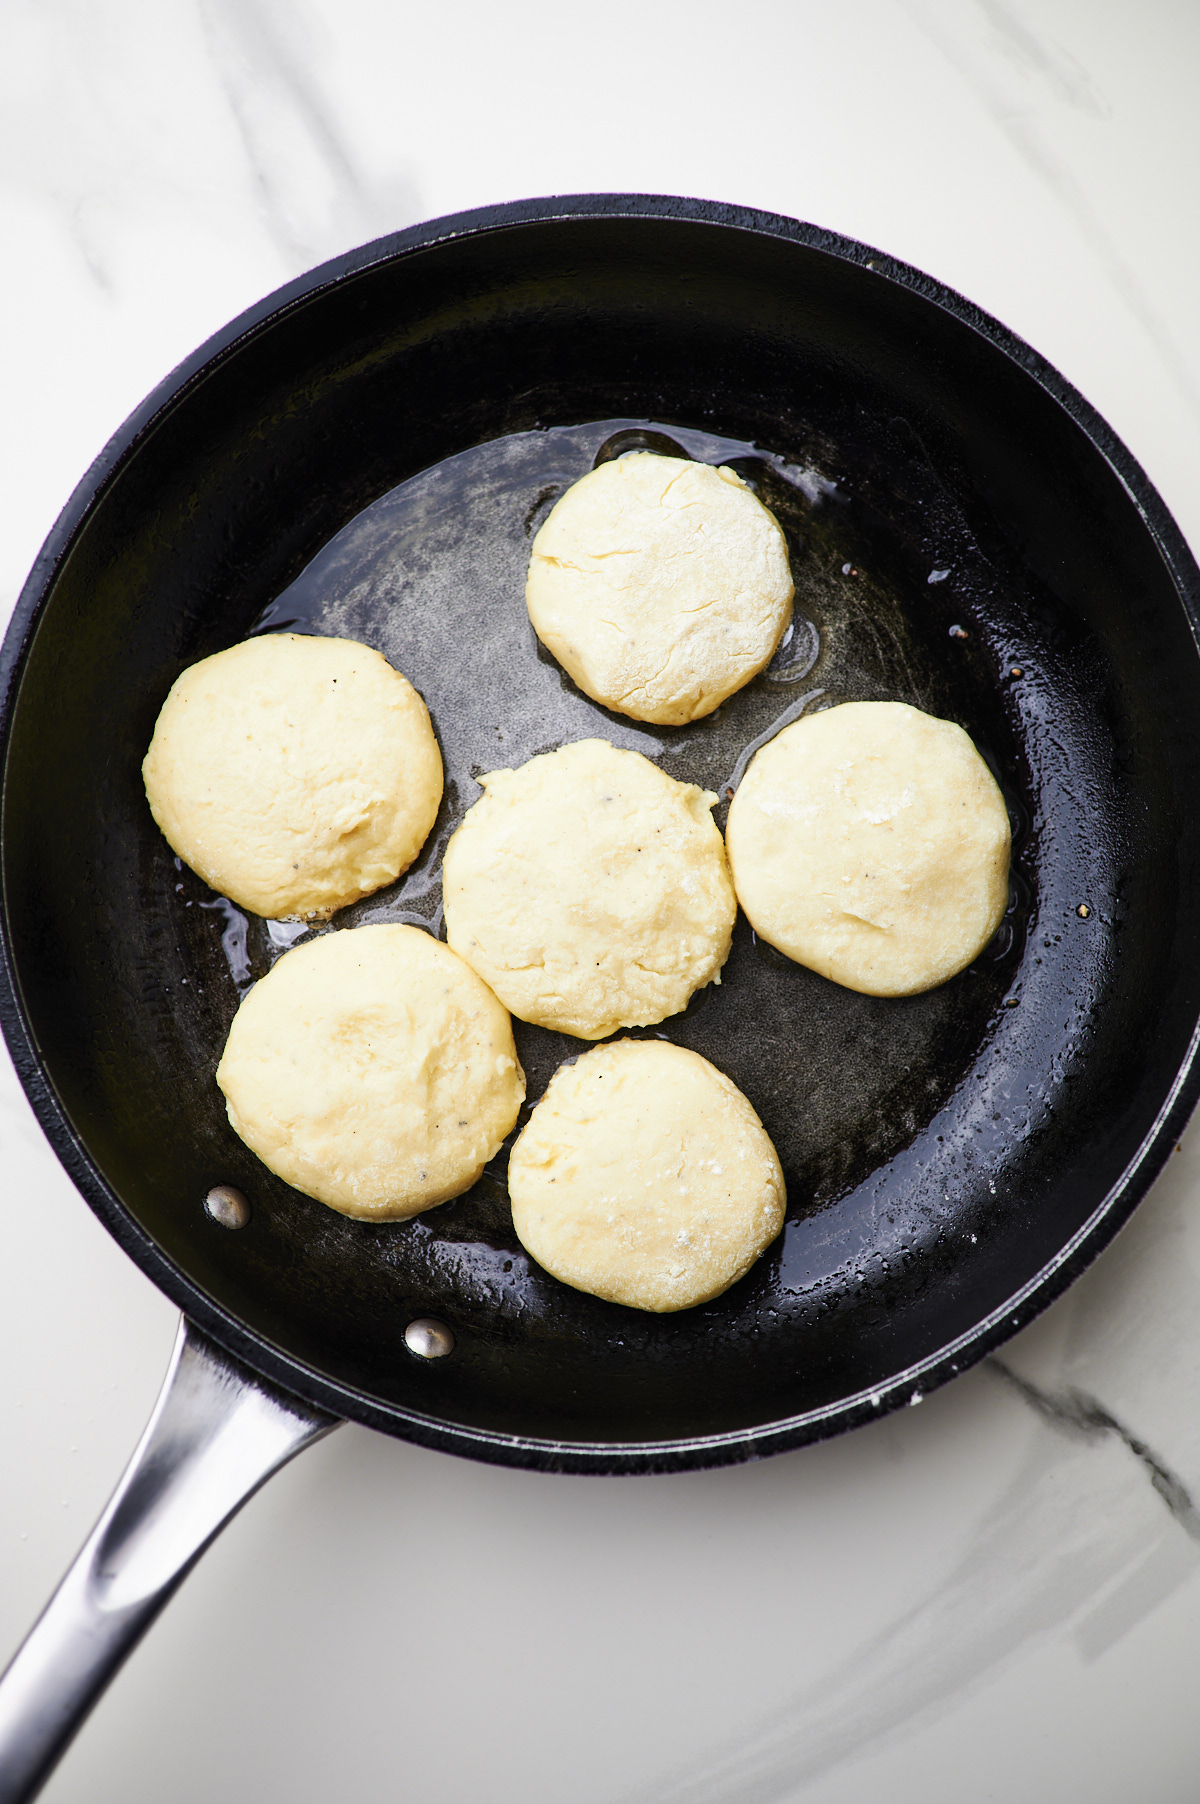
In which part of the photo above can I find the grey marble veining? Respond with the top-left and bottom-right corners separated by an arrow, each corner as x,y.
902,0 -> 1200,427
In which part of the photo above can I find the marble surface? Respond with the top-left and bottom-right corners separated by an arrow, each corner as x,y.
2,2 -> 1200,1799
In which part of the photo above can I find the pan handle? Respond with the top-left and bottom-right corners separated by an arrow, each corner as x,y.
0,1316 -> 338,1803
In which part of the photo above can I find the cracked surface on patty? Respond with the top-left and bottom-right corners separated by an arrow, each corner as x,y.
216,924 -> 525,1220
526,452 -> 794,725
443,738 -> 736,1039
508,1039 -> 785,1312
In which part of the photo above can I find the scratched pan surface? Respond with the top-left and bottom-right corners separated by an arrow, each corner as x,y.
3,196 -> 1200,1473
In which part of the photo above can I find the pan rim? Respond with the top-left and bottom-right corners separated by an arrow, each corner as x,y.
3,192 -> 1200,1474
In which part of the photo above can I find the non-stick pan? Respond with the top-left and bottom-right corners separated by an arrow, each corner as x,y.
2,194 -> 1200,1798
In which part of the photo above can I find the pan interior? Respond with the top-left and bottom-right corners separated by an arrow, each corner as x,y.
4,211 -> 1199,1459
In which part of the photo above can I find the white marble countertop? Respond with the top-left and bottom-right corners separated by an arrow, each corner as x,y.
2,2 -> 1199,1799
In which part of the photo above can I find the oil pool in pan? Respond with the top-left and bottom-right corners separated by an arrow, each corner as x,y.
179,414 -> 1031,1355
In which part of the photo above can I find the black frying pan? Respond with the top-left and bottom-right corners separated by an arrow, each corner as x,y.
3,194 -> 1200,1483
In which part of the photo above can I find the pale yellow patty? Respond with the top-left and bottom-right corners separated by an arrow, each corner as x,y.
443,738 -> 736,1040
509,1040 -> 785,1313
726,700 -> 1011,997
143,633 -> 443,919
216,924 -> 524,1220
526,452 -> 794,725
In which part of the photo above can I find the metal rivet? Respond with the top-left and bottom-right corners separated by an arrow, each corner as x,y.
205,1184 -> 251,1229
405,1318 -> 455,1359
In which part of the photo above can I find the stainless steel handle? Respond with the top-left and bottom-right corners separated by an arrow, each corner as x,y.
0,1317 -> 338,1802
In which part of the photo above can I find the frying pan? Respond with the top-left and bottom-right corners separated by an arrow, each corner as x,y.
2,194 -> 1200,1797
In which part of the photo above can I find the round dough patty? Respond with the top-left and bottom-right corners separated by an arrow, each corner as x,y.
526,452 -> 794,725
143,633 -> 443,919
508,1040 -> 786,1313
215,924 -> 524,1220
726,700 -> 1011,997
443,738 -> 736,1040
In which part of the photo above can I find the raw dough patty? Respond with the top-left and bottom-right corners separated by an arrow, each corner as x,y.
215,924 -> 525,1220
526,452 -> 794,725
443,738 -> 736,1040
508,1040 -> 786,1313
143,633 -> 443,919
726,700 -> 1011,997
